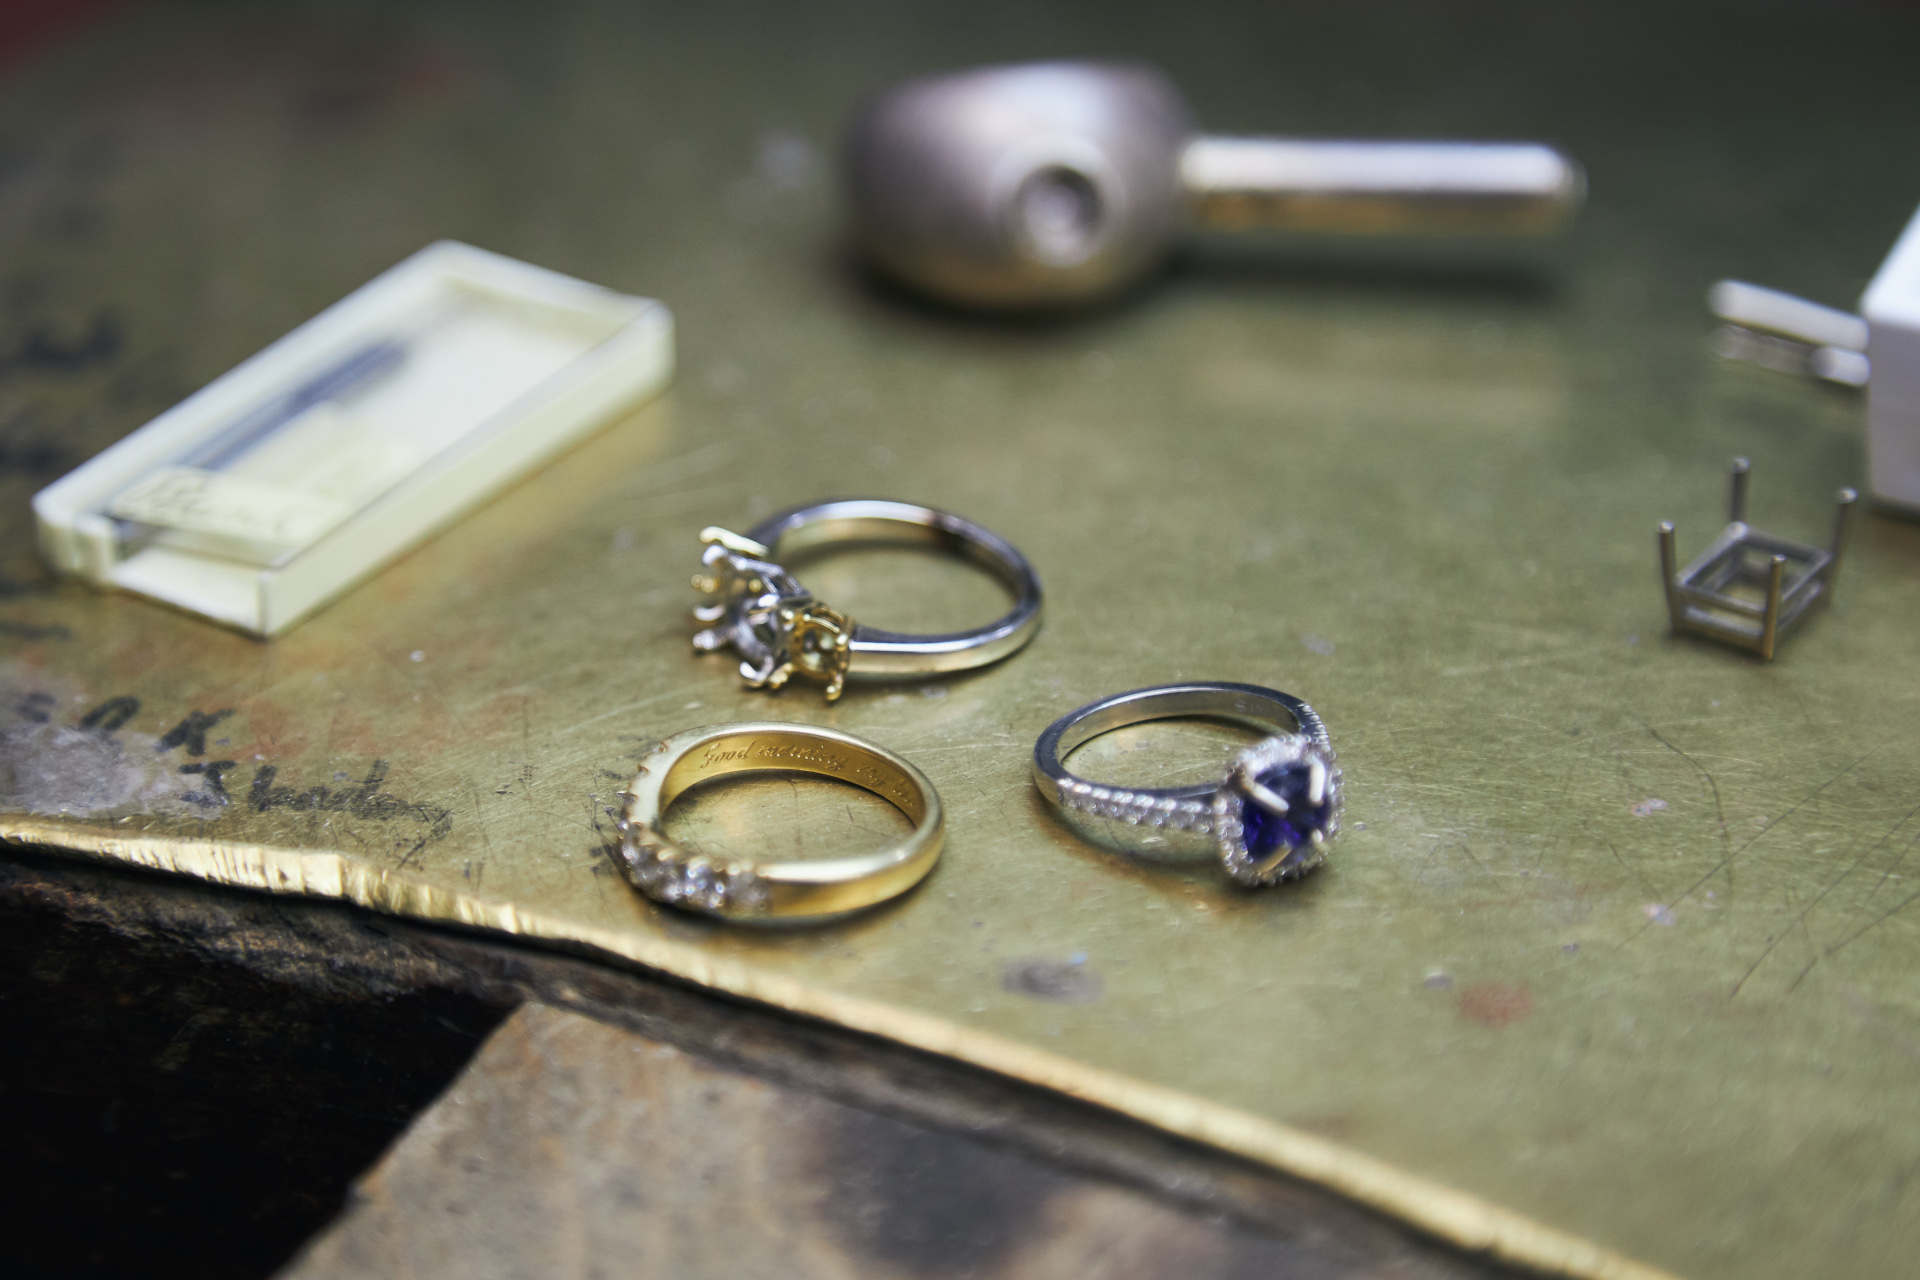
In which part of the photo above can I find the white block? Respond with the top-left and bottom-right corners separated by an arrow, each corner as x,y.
34,242 -> 674,635
1862,204 -> 1920,511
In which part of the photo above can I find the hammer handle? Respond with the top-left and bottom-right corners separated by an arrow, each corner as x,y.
1182,136 -> 1583,235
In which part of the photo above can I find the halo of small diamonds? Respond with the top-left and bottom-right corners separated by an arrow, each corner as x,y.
1212,734 -> 1342,886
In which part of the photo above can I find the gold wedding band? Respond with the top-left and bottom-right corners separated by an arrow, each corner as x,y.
616,722 -> 944,921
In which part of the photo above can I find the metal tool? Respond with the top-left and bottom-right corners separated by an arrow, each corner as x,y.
1707,280 -> 1870,387
844,59 -> 1585,309
1658,457 -> 1856,660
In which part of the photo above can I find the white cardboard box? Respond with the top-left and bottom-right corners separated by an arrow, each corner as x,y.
34,241 -> 673,635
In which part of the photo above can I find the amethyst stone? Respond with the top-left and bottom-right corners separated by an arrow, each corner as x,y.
1240,762 -> 1331,866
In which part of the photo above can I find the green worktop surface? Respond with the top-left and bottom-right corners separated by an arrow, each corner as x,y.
4,3 -> 1919,1277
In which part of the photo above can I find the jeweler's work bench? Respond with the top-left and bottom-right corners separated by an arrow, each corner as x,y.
4,3 -> 1920,1279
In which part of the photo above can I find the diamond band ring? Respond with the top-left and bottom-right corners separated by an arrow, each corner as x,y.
616,722 -> 944,921
1032,682 -> 1342,886
691,499 -> 1043,701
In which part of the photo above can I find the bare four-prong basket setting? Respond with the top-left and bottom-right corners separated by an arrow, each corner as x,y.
1657,456 -> 1856,661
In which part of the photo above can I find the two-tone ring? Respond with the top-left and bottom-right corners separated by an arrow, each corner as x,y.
1032,682 -> 1342,886
616,722 -> 944,921
691,499 -> 1043,701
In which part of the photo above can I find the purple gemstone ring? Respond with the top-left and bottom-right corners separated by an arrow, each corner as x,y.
1032,682 -> 1341,887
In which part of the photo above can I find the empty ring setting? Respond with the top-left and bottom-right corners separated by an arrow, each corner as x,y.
690,498 -> 1043,701
1031,682 -> 1342,886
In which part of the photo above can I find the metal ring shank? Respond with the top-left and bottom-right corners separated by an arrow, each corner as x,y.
624,722 -> 944,920
1032,682 -> 1326,809
747,499 -> 1043,676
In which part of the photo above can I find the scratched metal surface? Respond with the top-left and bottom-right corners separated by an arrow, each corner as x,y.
3,2 -> 1920,1278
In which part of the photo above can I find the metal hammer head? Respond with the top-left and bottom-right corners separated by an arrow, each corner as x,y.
844,60 -> 1195,310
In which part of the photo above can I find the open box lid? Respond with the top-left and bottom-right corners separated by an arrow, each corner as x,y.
33,240 -> 674,635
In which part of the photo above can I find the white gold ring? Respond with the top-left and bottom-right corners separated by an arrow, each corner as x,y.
1032,681 -> 1342,886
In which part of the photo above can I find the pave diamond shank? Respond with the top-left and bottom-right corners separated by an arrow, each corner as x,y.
618,722 -> 944,921
691,499 -> 1043,700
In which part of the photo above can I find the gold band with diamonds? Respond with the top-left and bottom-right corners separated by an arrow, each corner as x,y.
617,722 -> 944,921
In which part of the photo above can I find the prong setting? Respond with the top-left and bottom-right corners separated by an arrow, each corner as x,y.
689,527 -> 855,701
1658,458 -> 1856,660
1213,733 -> 1342,886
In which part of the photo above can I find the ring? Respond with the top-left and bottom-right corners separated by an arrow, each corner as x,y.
616,722 -> 944,920
690,498 -> 1042,700
1031,682 -> 1342,885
